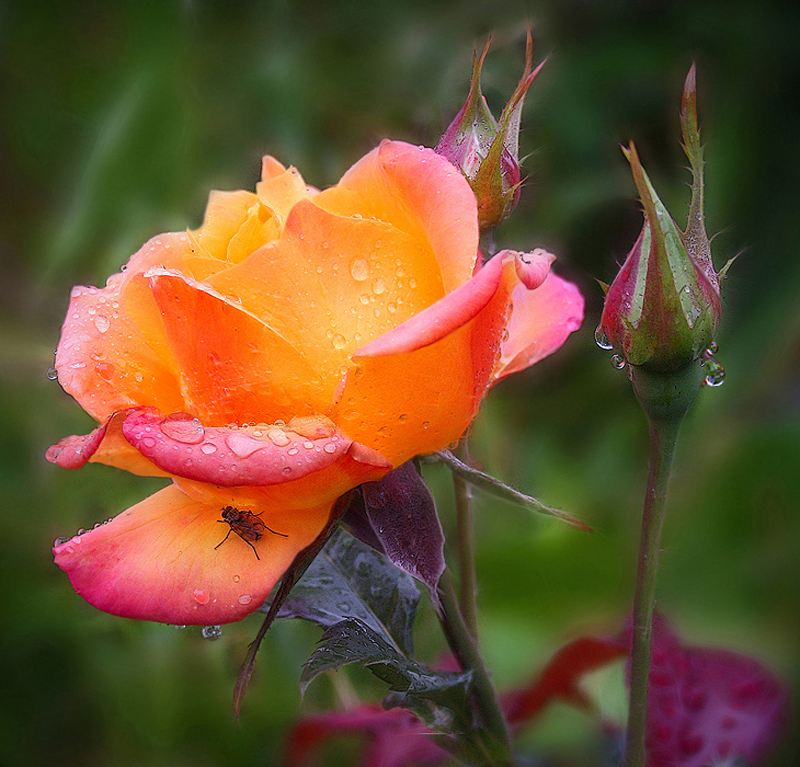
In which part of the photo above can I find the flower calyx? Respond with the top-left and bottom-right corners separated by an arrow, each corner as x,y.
435,31 -> 544,233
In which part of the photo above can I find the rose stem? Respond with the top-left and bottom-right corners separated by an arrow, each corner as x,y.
623,416 -> 680,767
438,569 -> 514,766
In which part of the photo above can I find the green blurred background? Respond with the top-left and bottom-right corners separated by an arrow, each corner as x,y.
2,0 -> 798,764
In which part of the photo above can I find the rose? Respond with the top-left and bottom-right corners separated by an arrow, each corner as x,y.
48,140 -> 584,625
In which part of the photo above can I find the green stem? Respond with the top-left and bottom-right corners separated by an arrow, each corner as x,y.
454,442 -> 479,637
623,418 -> 679,767
438,570 -> 514,766
624,362 -> 703,766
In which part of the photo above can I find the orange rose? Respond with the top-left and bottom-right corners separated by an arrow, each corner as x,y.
48,140 -> 583,625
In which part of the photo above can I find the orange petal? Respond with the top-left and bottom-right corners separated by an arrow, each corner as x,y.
188,190 -> 267,262
331,254 -> 517,464
208,199 -> 445,393
53,484 -> 331,625
147,268 -> 327,424
55,235 -> 196,421
256,157 -> 316,226
494,272 -> 585,382
332,140 -> 479,293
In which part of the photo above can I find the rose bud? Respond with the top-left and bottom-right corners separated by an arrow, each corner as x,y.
599,66 -> 722,377
435,31 -> 544,233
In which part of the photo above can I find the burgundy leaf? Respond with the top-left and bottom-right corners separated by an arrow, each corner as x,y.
359,462 -> 446,607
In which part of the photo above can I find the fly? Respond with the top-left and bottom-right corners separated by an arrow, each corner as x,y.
214,506 -> 287,560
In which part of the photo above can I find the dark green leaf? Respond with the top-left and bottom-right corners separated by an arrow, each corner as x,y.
268,528 -> 420,655
301,619 -> 474,734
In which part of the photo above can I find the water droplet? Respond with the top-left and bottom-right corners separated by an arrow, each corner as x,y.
359,293 -> 370,305
54,536 -> 69,546
200,442 -> 218,455
323,442 -> 337,454
594,326 -> 613,350
705,341 -> 719,355
387,302 -> 397,314
266,428 -> 290,447
232,575 -> 240,583
611,354 -> 627,370
225,432 -> 266,458
141,436 -> 157,449
332,333 -> 346,349
173,624 -> 187,630
237,594 -> 252,605
398,413 -> 408,422
202,625 -> 222,640
372,278 -> 386,295
192,588 -> 210,605
160,416 -> 205,444
350,258 -> 369,281
46,366 -> 58,380
704,359 -> 726,387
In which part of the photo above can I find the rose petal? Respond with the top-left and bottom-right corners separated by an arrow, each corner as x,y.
121,408 -> 361,486
512,247 -> 556,289
354,251 -> 506,358
494,272 -> 585,382
147,268 -> 328,423
187,189 -> 274,263
331,255 -> 517,464
334,140 -> 479,293
46,409 -> 170,477
172,435 -> 391,513
46,419 -> 110,469
209,198 -> 446,391
53,484 -> 331,625
256,156 -> 316,226
54,235 -> 194,421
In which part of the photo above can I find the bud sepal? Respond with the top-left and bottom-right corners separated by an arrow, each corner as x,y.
435,32 -> 544,233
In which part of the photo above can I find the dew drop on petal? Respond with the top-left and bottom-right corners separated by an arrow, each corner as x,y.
160,416 -> 205,444
192,588 -> 210,605
94,315 -> 110,333
46,367 -> 58,381
610,354 -> 627,370
323,442 -> 337,454
173,624 -> 187,630
237,594 -> 252,606
232,575 -> 240,583
200,443 -> 218,455
267,428 -> 290,447
332,333 -> 346,349
201,625 -> 222,640
372,278 -> 386,295
349,258 -> 369,281
225,432 -> 266,458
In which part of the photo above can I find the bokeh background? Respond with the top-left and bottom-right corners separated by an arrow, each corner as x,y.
2,0 -> 798,764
